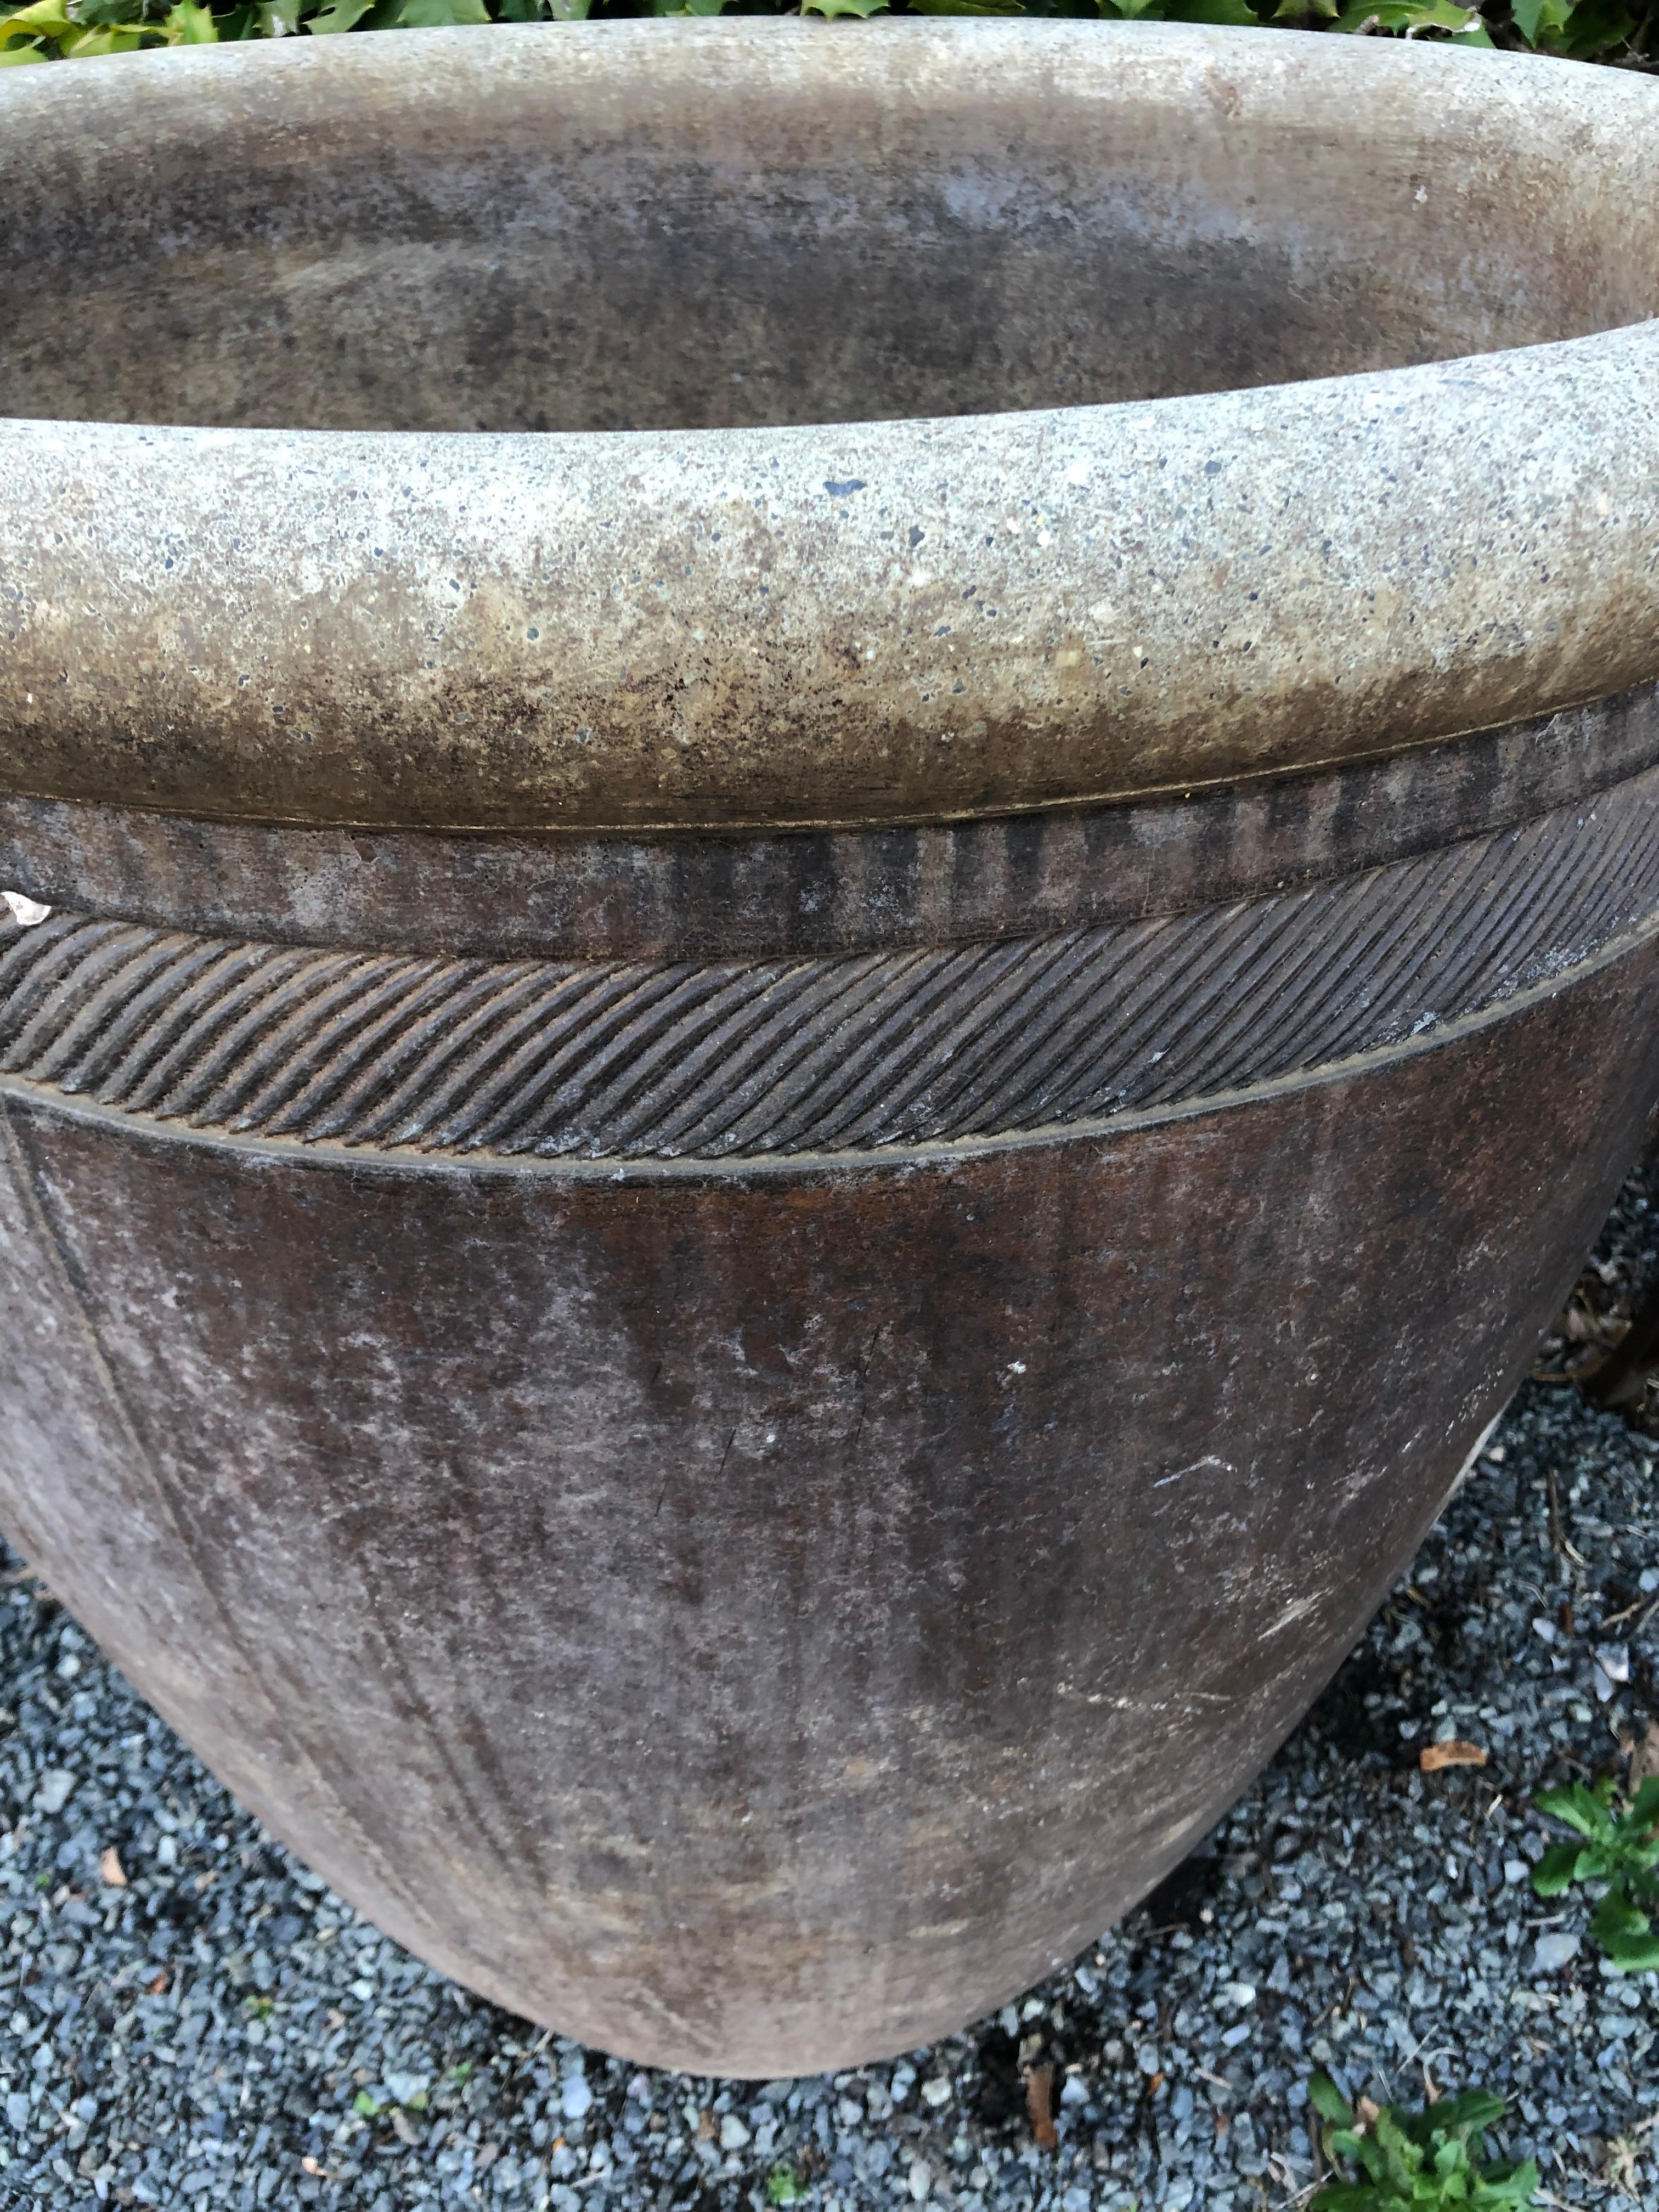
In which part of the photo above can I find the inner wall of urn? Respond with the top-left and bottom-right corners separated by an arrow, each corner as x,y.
7,47 -> 1658,434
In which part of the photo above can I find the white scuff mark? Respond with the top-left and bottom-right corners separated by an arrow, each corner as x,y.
1262,1593 -> 1322,1638
1152,1454 -> 1234,1489
1442,1409 -> 1504,1510
2,890 -> 50,928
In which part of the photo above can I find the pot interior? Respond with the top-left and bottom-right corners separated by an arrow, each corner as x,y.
5,27 -> 1657,435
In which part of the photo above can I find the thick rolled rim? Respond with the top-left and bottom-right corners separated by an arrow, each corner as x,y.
3,22 -> 1659,833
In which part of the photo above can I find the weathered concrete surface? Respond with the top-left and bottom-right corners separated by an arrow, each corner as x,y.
3,26 -> 1659,831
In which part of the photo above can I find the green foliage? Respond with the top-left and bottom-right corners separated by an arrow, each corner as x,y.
0,0 -> 218,55
1101,0 -> 1270,22
1506,0 -> 1633,46
764,2165 -> 806,2206
1326,0 -> 1492,39
0,0 -> 1651,60
1307,2075 -> 1539,2212
304,0 -> 375,28
1532,1773 -> 1659,1970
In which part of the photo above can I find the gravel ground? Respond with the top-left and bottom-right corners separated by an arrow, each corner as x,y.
4,1160 -> 1659,2212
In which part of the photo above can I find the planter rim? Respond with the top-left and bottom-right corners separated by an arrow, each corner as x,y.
4,22 -> 1659,833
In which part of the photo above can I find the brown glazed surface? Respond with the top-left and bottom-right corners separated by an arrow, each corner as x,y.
3,25 -> 1659,2072
2,759 -> 1658,1161
3,954 -> 1658,2073
3,679 -> 1658,963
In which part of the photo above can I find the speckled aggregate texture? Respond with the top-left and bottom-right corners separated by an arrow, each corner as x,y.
4,26 -> 1659,829
2,1160 -> 1659,2210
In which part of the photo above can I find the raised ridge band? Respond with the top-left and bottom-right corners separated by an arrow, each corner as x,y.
3,764 -> 1656,1164
3,681 -> 1657,964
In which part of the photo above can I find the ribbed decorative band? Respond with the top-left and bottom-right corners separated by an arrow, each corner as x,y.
3,770 -> 1658,1162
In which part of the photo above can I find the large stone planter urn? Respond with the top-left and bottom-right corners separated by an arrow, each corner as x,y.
2,20 -> 1658,2075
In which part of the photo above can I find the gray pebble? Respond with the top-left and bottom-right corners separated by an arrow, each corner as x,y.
1534,1933 -> 1583,1972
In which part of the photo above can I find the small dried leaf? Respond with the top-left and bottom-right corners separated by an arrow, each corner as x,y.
1420,1739 -> 1488,1773
146,1968 -> 169,1995
98,1846 -> 127,1888
1024,2062 -> 1058,2151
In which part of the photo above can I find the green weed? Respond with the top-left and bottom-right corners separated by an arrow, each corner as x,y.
1532,1774 -> 1659,1971
1307,2075 -> 1538,2211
